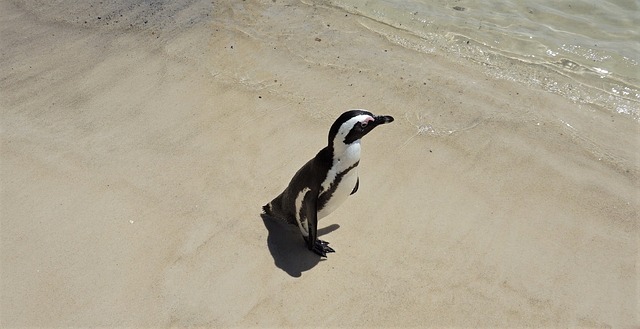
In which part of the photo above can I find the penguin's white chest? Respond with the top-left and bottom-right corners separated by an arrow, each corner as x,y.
317,168 -> 358,219
317,143 -> 361,219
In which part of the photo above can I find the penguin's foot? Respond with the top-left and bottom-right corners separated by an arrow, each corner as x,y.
312,239 -> 335,257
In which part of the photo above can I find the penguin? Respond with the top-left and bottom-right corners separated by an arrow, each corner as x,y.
263,110 -> 394,257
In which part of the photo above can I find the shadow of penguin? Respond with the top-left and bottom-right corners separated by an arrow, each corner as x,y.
260,213 -> 340,277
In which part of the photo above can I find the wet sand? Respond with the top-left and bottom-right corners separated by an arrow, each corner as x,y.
1,0 -> 638,327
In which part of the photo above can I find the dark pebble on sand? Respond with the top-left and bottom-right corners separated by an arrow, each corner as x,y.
453,6 -> 465,11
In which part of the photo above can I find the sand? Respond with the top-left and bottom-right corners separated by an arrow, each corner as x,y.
1,0 -> 638,327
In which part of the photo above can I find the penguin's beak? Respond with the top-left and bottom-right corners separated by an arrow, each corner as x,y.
374,115 -> 394,125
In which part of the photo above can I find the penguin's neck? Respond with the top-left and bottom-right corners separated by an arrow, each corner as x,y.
319,140 -> 361,196
331,140 -> 361,170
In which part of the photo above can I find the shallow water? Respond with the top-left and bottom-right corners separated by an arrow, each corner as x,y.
322,0 -> 640,120
193,0 -> 638,179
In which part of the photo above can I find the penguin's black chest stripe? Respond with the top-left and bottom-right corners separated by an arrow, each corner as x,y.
317,161 -> 359,211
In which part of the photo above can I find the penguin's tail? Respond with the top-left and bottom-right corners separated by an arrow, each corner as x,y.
262,203 -> 273,216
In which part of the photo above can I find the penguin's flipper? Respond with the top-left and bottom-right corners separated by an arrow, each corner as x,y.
305,191 -> 335,257
350,177 -> 359,195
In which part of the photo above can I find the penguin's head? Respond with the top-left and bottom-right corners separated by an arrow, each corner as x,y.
328,109 -> 394,147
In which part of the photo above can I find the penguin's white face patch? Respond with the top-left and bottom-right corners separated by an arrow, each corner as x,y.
334,114 -> 374,146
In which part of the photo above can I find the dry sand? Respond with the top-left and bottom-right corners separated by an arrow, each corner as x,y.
1,0 -> 638,327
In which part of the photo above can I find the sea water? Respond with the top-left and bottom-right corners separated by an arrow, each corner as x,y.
322,0 -> 640,120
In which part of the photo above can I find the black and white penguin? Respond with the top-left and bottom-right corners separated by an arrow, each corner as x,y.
263,110 -> 394,257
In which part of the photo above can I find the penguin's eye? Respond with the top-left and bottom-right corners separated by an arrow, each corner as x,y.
360,122 -> 368,128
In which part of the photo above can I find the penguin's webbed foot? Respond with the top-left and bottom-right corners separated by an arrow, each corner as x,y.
312,239 -> 335,257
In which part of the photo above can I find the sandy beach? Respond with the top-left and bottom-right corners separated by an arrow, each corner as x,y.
1,0 -> 638,327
